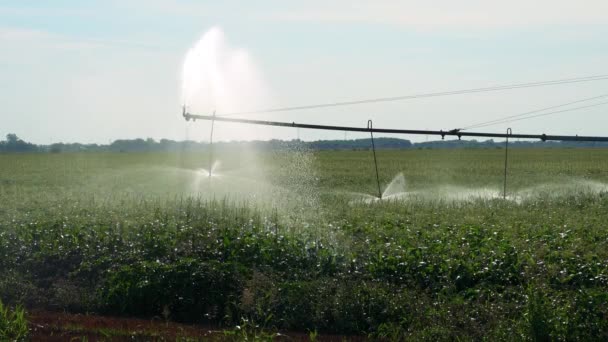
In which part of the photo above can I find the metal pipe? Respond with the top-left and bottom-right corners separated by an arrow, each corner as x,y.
504,128 -> 512,199
368,120 -> 382,199
208,111 -> 216,178
183,112 -> 608,142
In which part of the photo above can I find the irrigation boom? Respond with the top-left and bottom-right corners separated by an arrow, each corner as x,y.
183,110 -> 608,142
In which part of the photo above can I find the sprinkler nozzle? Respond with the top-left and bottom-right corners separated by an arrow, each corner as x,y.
182,105 -> 190,121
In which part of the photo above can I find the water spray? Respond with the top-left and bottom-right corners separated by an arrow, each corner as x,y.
183,106 -> 217,178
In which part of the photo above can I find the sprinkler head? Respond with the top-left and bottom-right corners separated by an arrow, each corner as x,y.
182,105 -> 190,121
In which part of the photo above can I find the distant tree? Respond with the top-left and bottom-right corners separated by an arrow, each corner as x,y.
49,144 -> 62,153
6,134 -> 18,144
0,134 -> 606,154
0,133 -> 38,152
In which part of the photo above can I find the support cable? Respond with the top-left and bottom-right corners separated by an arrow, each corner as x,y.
462,101 -> 608,130
215,74 -> 608,117
463,94 -> 608,130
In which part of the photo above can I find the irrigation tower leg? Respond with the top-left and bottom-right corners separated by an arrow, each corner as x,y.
503,128 -> 512,199
368,120 -> 382,199
208,111 -> 216,178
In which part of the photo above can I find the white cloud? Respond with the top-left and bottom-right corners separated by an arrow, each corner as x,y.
267,0 -> 608,31
0,27 -> 54,41
107,0 -> 212,17
0,27 -> 173,52
0,6 -> 90,18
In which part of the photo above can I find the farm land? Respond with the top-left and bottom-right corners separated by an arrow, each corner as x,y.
1,148 -> 608,340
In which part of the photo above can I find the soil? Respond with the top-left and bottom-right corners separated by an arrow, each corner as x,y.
27,310 -> 366,341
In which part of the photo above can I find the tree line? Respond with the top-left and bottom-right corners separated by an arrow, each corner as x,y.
0,133 -> 606,153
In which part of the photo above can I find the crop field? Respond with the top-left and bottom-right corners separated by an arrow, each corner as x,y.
1,147 -> 608,340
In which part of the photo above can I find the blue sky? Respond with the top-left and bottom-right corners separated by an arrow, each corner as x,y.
1,1 -> 607,143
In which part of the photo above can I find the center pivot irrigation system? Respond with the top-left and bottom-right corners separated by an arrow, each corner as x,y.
182,106 -> 608,200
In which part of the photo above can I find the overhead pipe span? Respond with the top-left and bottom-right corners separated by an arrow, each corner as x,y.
182,110 -> 608,143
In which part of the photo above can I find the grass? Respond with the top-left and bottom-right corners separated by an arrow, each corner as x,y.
0,298 -> 28,341
1,147 -> 608,340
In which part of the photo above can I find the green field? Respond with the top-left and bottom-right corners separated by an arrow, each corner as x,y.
1,148 -> 608,340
